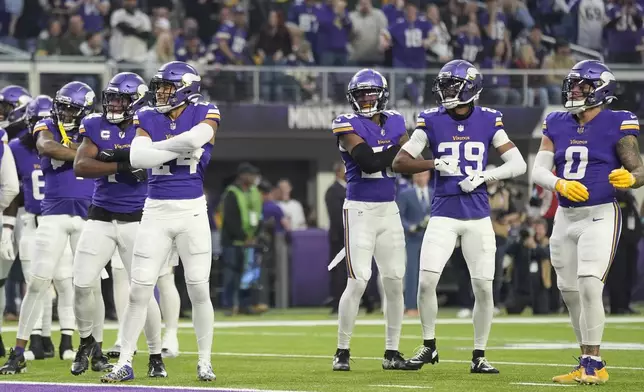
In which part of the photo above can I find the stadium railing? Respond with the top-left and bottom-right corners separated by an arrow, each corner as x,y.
0,56 -> 641,106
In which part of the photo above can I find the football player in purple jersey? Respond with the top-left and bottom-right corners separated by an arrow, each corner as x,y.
102,61 -> 218,382
532,60 -> 644,385
393,60 -> 526,374
0,82 -> 95,375
71,72 -> 171,378
0,85 -> 31,135
328,68 -> 459,372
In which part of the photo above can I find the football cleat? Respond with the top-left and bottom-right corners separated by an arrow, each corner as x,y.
382,350 -> 413,370
42,337 -> 55,358
105,344 -> 121,359
0,348 -> 27,374
552,356 -> 584,384
471,356 -> 499,374
59,334 -> 75,360
28,334 -> 45,360
405,346 -> 439,370
71,341 -> 96,375
101,363 -> 134,383
91,355 -> 113,372
197,361 -> 216,381
332,348 -> 350,371
580,357 -> 609,385
148,357 -> 168,378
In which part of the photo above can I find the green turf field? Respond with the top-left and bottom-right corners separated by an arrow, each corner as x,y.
0,308 -> 643,391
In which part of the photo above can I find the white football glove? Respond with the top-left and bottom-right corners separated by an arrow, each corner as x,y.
433,158 -> 460,175
459,172 -> 486,193
0,227 -> 15,261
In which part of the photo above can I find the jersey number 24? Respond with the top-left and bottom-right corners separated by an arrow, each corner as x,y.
151,151 -> 199,176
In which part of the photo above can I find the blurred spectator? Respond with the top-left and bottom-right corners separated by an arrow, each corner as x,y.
277,179 -> 307,230
605,0 -> 643,63
65,0 -> 110,33
382,2 -> 430,104
79,31 -> 105,56
425,4 -> 453,65
284,33 -> 318,101
397,171 -> 431,316
176,18 -> 200,50
382,0 -> 404,26
110,0 -> 152,63
60,14 -> 85,55
607,189 -> 642,314
505,0 -> 535,34
522,25 -> 547,65
349,0 -> 388,66
542,39 -> 575,105
568,0 -> 605,51
317,0 -> 352,66
325,162 -> 346,314
479,0 -> 508,52
515,43 -> 548,106
175,36 -> 208,65
442,0 -> 477,37
287,0 -> 322,61
144,17 -> 174,80
256,10 -> 292,101
453,21 -> 483,64
213,6 -> 248,65
481,40 -> 521,105
8,0 -> 45,52
36,19 -> 65,56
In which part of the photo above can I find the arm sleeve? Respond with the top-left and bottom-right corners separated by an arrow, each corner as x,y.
350,142 -> 401,174
130,136 -> 181,169
401,128 -> 428,158
152,122 -> 214,152
532,150 -> 560,191
482,145 -> 527,182
0,147 -> 20,211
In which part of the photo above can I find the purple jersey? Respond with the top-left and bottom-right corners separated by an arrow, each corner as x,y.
332,111 -> 407,203
543,110 -> 639,208
79,113 -> 147,213
133,101 -> 220,200
388,19 -> 432,69
32,118 -> 93,217
418,106 -> 504,220
9,136 -> 43,215
213,21 -> 247,64
287,1 -> 321,54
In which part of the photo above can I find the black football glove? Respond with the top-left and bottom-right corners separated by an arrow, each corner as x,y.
98,149 -> 130,162
116,161 -> 147,182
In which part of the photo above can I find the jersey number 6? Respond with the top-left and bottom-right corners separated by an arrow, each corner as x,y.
437,141 -> 485,176
563,145 -> 588,179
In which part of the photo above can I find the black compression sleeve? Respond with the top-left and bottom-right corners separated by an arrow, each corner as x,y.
350,142 -> 401,174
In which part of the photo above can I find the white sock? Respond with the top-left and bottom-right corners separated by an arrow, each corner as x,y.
16,275 -> 50,341
186,282 -> 214,363
560,290 -> 582,345
157,273 -> 180,331
471,279 -> 494,351
92,280 -> 105,343
41,287 -> 53,337
111,267 -> 129,348
579,276 -> 606,347
417,271 -> 440,340
337,278 -> 367,349
144,294 -> 163,355
53,278 -> 75,335
118,282 -> 154,366
74,285 -> 95,339
0,282 -> 5,332
381,277 -> 404,351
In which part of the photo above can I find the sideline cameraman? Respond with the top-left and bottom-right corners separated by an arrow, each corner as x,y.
505,219 -> 552,315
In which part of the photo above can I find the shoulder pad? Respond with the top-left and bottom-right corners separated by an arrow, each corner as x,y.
79,113 -> 103,136
33,118 -> 52,134
612,110 -> 640,133
331,113 -> 359,136
416,107 -> 440,129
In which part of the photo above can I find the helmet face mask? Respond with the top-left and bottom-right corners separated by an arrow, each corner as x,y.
432,60 -> 483,110
561,60 -> 616,114
346,69 -> 389,117
102,72 -> 148,124
149,61 -> 202,114
103,92 -> 133,123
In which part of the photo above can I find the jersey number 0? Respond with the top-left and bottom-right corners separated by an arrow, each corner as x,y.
563,146 -> 589,179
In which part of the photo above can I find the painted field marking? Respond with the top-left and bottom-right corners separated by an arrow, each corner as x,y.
369,385 -> 432,389
0,380 -> 312,392
510,382 -> 576,388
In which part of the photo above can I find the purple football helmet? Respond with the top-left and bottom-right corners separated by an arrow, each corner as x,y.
53,81 -> 95,132
432,60 -> 483,109
26,95 -> 53,129
149,61 -> 201,113
103,72 -> 148,124
346,68 -> 389,117
562,60 -> 616,114
0,85 -> 32,128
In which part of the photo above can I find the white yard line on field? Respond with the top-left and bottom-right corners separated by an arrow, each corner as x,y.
0,380 -> 312,392
510,382 -> 576,388
369,385 -> 432,389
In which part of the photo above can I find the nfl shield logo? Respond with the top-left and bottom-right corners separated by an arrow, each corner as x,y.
119,131 -> 125,139
170,122 -> 176,130
381,128 -> 385,136
457,125 -> 465,132
577,126 -> 585,134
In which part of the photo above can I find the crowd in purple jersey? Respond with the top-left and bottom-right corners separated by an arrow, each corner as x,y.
0,0 -> 642,107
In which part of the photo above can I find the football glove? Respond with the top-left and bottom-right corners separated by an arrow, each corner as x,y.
608,168 -> 635,189
116,161 -> 147,182
459,172 -> 485,193
0,227 -> 15,261
433,157 -> 460,175
555,179 -> 589,202
98,149 -> 130,162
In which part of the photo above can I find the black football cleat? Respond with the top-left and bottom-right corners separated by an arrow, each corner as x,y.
382,350 -> 414,370
42,337 -> 55,359
147,357 -> 168,378
405,345 -> 439,370
28,334 -> 45,360
59,334 -> 75,360
332,348 -> 350,371
92,354 -> 113,372
71,341 -> 97,376
0,348 -> 27,374
471,356 -> 499,374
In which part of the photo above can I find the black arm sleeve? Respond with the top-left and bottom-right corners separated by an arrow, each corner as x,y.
222,192 -> 246,243
350,143 -> 401,174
